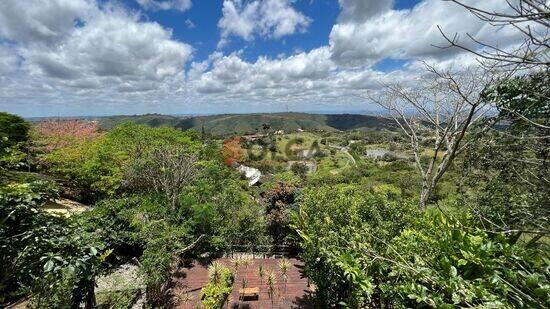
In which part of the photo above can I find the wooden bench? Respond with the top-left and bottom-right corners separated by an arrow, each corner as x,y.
239,287 -> 260,300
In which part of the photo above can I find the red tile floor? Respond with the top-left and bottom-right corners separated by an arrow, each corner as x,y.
173,257 -> 317,308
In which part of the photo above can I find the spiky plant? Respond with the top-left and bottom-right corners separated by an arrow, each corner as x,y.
240,278 -> 248,302
266,270 -> 277,307
230,256 -> 242,271
208,261 -> 224,285
279,259 -> 290,292
240,256 -> 251,269
258,264 -> 266,286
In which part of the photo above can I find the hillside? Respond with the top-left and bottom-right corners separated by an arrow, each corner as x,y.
96,113 -> 398,135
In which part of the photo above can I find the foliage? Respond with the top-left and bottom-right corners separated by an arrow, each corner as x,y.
293,184 -> 419,307
290,162 -> 309,179
200,263 -> 234,309
381,212 -> 550,308
34,119 -> 102,152
222,136 -> 246,166
0,113 -> 30,174
265,182 -> 298,247
125,143 -> 198,210
41,122 -> 199,202
294,182 -> 550,307
0,112 -> 30,146
463,71 -> 550,235
0,181 -> 105,307
182,162 -> 269,252
483,70 -> 549,129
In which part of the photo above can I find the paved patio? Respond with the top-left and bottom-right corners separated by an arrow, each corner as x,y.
173,257 -> 317,308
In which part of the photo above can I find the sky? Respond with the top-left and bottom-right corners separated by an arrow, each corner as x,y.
0,0 -> 523,117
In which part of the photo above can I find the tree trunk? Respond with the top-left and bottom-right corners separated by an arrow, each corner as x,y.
419,181 -> 432,209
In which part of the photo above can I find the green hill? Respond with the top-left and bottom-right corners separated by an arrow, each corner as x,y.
97,113 -> 397,135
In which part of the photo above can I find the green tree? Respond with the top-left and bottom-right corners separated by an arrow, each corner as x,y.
0,112 -> 30,146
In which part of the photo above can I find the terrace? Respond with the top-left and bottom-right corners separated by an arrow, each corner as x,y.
173,257 -> 316,308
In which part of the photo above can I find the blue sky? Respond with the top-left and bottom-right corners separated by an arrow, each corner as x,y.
0,0 -> 518,116
122,0 -> 420,66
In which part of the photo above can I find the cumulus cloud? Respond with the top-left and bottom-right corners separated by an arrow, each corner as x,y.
0,0 -> 532,116
23,8 -> 192,83
0,0 -> 94,46
0,0 -> 192,94
136,0 -> 192,11
218,0 -> 310,47
329,0 -> 517,67
192,47 -> 334,94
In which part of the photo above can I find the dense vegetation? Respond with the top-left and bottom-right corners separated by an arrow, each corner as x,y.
2,78 -> 549,308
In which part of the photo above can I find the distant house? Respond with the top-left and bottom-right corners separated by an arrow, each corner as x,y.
237,165 -> 262,186
365,149 -> 390,159
296,128 -> 304,132
365,149 -> 408,160
242,134 -> 267,141
274,130 -> 285,135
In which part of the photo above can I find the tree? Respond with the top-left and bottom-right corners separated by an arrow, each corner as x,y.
126,145 -> 198,211
222,136 -> 246,166
370,67 -> 494,207
0,113 -> 30,173
462,70 -> 549,236
265,182 -> 297,246
290,162 -> 308,179
0,112 -> 29,146
35,119 -> 101,151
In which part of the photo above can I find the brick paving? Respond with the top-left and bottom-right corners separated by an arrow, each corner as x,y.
173,257 -> 317,308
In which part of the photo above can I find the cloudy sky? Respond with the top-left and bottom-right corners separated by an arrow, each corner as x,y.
0,0 -> 520,117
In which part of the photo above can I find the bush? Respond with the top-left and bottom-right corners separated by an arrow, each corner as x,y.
0,112 -> 29,146
382,212 -> 550,308
0,181 -> 106,307
290,162 -> 308,178
200,262 -> 234,309
293,184 -> 419,307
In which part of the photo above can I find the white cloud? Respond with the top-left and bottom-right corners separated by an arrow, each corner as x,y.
136,0 -> 192,11
218,0 -> 310,48
191,47 -> 334,94
0,0 -> 192,94
0,0 -> 533,116
24,8 -> 192,83
329,0 -> 517,67
0,0 -> 94,46
0,45 -> 20,74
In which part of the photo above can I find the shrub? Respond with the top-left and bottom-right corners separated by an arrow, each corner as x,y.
293,184 -> 419,307
381,212 -> 550,308
200,263 -> 234,309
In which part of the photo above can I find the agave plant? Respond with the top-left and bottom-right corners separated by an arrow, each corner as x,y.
240,256 -> 251,269
278,259 -> 290,292
230,256 -> 242,271
258,264 -> 266,286
266,270 -> 277,307
208,261 -> 224,285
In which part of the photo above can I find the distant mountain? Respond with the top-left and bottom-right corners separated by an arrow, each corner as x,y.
92,113 -> 398,135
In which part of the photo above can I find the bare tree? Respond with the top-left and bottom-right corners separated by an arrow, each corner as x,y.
370,67 -> 494,207
126,145 -> 198,211
438,0 -> 549,70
